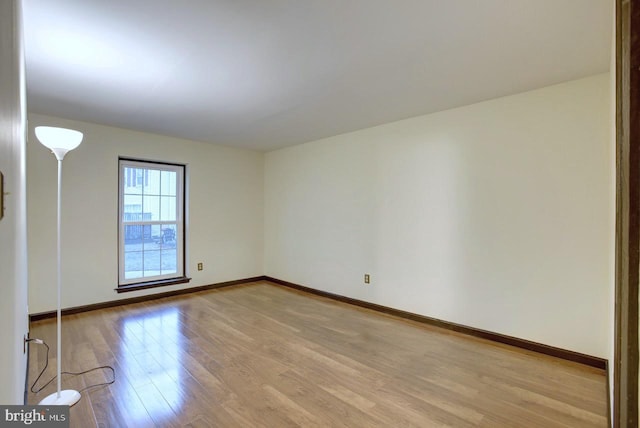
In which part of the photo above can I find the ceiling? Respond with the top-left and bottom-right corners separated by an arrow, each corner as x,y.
22,0 -> 612,151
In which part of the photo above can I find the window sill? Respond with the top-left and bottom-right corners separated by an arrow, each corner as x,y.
116,277 -> 192,293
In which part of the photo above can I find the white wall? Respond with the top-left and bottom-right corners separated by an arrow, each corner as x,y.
0,0 -> 29,404
265,73 -> 612,358
28,114 -> 264,314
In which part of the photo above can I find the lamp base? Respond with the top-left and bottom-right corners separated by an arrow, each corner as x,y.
38,389 -> 81,406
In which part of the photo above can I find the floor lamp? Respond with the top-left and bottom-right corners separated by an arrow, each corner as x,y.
35,126 -> 83,406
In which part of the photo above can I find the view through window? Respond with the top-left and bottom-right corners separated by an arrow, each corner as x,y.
119,159 -> 185,286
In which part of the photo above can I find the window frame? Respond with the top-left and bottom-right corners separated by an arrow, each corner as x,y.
117,158 -> 188,290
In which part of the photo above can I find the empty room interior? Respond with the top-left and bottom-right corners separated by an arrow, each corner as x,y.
1,0 -> 634,427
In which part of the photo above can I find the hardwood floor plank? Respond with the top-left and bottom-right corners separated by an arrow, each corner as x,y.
28,282 -> 608,427
134,382 -> 181,428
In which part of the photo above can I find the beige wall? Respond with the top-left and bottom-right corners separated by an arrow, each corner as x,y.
609,0 -> 617,417
265,73 -> 613,358
27,114 -> 264,314
0,0 -> 28,404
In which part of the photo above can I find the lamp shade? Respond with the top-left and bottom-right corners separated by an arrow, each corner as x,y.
35,126 -> 83,160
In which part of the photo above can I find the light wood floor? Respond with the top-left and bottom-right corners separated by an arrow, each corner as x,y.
27,282 -> 608,427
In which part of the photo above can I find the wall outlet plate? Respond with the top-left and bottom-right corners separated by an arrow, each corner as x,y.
197,262 -> 203,271
364,274 -> 370,284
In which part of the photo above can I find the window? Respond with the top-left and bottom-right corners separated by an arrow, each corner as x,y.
118,159 -> 186,289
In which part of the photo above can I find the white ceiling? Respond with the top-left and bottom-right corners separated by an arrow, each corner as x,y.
22,0 -> 612,151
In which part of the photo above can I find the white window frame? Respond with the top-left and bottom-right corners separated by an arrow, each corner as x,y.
118,159 -> 185,286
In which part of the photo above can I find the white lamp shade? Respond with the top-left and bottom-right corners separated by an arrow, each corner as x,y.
35,126 -> 83,160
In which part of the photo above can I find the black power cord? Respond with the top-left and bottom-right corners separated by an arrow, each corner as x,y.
27,339 -> 116,396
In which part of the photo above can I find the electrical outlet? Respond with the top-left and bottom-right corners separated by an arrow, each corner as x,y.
197,262 -> 203,271
364,274 -> 370,284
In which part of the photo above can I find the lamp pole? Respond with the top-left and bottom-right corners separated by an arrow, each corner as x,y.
55,158 -> 62,398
